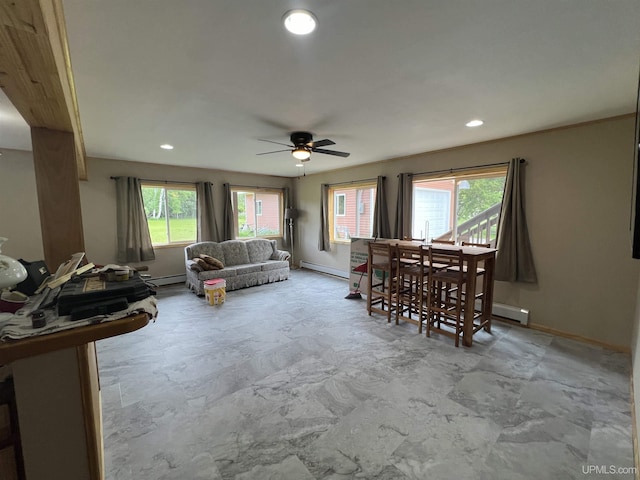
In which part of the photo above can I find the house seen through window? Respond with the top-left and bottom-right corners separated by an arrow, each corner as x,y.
411,167 -> 507,245
142,183 -> 197,246
231,188 -> 282,238
329,182 -> 376,242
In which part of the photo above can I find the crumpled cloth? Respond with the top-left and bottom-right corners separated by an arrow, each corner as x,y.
0,295 -> 158,341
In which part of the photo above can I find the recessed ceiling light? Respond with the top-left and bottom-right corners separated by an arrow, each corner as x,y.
465,119 -> 484,127
160,144 -> 174,150
283,10 -> 317,35
295,163 -> 304,167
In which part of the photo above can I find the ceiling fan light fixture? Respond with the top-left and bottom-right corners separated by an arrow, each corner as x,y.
283,10 -> 317,35
292,147 -> 311,160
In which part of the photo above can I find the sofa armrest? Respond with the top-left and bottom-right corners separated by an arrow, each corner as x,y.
271,250 -> 291,261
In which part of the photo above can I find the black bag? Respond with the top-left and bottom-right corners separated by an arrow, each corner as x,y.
15,259 -> 50,296
57,271 -> 155,317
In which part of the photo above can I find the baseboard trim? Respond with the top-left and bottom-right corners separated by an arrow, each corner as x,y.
299,261 -> 349,279
149,274 -> 186,286
528,322 -> 630,353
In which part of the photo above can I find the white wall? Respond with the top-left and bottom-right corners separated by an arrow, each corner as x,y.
0,149 -> 44,260
294,116 -> 640,348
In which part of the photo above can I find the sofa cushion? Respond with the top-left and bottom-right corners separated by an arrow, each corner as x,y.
246,239 -> 276,263
225,264 -> 263,275
194,258 -> 213,271
259,260 -> 290,272
199,254 -> 224,269
221,241 -> 250,266
188,242 -> 226,265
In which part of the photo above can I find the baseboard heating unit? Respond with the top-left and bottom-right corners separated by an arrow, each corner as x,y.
299,261 -> 349,279
490,302 -> 529,326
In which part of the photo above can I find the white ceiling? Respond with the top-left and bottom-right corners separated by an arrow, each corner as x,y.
1,1 -> 639,177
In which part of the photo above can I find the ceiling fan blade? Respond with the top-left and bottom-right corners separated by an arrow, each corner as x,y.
310,139 -> 335,148
312,148 -> 350,158
258,139 -> 294,148
256,149 -> 291,155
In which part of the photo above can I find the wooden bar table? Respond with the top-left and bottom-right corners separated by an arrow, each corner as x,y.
370,239 -> 497,347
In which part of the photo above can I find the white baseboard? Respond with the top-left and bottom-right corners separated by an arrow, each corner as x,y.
149,274 -> 186,286
299,261 -> 349,279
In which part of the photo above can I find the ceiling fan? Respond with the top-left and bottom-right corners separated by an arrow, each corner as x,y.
257,131 -> 350,162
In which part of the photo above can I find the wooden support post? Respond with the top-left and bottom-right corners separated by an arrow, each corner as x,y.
31,127 -> 85,271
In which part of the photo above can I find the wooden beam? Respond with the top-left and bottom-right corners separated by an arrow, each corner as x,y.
0,0 -> 87,179
31,126 -> 85,271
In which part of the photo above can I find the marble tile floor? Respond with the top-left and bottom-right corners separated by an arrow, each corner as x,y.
97,269 -> 634,480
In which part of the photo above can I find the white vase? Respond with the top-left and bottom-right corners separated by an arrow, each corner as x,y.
0,237 -> 28,290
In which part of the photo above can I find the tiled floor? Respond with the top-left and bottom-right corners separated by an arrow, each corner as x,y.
97,269 -> 634,479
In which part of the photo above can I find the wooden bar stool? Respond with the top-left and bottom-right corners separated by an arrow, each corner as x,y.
395,243 -> 427,327
367,242 -> 400,323
461,242 -> 490,248
431,238 -> 455,245
424,248 -> 471,347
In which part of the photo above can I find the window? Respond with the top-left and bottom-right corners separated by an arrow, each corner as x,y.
335,194 -> 346,216
231,187 -> 282,238
411,167 -> 507,245
329,182 -> 377,243
142,183 -> 197,246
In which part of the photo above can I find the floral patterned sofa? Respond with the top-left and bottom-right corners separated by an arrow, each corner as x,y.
185,239 -> 290,295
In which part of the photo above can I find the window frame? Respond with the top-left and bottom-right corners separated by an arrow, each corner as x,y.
141,182 -> 197,248
328,181 -> 377,244
335,193 -> 346,216
411,165 -> 507,244
230,186 -> 283,239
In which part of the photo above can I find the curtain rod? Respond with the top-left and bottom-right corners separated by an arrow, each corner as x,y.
326,176 -> 384,187
110,176 -> 196,186
408,159 -> 524,178
227,183 -> 285,190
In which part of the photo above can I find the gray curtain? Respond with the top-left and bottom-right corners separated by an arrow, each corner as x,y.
393,173 -> 413,239
495,158 -> 537,282
283,187 -> 292,248
318,184 -> 331,251
196,182 -> 220,242
115,177 -> 155,263
372,175 -> 391,239
222,183 -> 234,241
